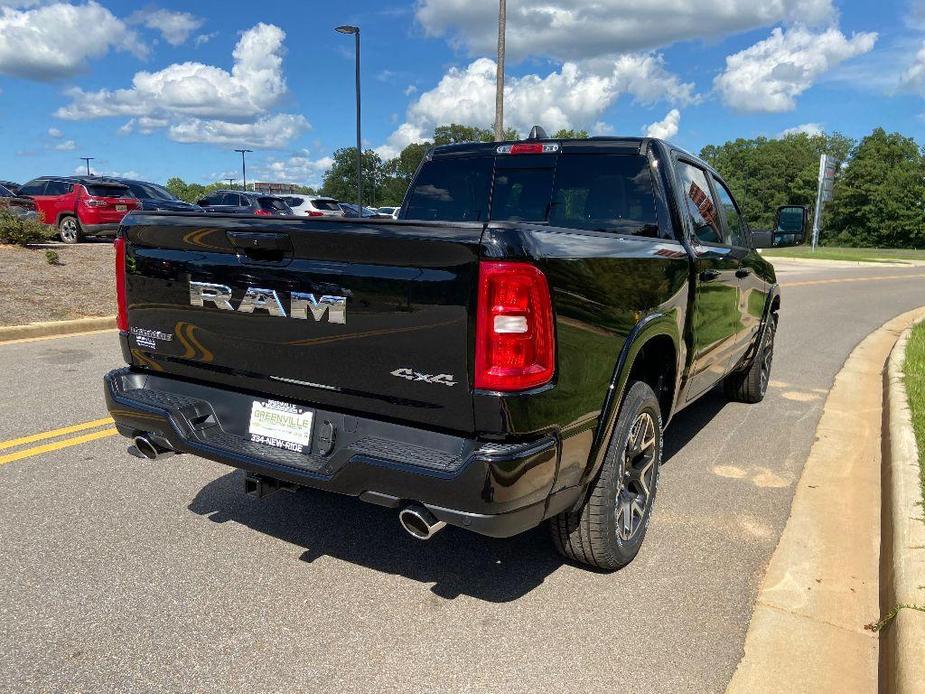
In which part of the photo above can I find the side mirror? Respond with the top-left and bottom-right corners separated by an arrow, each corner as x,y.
751,230 -> 773,249
771,205 -> 807,247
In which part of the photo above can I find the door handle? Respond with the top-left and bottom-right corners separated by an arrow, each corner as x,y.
735,267 -> 753,278
700,269 -> 721,282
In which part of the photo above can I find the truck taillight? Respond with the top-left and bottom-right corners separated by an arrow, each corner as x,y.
254,209 -> 272,216
475,261 -> 555,391
307,210 -> 324,216
114,237 -> 128,332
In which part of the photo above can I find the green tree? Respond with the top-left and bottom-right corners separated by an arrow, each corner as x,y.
700,131 -> 855,232
320,148 -> 387,206
432,123 -> 518,145
552,128 -> 590,139
826,129 -> 925,248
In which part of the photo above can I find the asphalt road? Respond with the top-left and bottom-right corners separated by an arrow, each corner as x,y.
2,259 -> 924,693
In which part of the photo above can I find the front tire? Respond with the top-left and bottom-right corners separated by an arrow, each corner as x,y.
724,313 -> 777,404
550,380 -> 662,571
58,216 -> 82,244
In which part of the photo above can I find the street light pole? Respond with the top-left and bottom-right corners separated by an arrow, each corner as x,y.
234,149 -> 252,191
336,24 -> 362,210
226,178 -> 235,188
80,157 -> 94,176
494,0 -> 506,142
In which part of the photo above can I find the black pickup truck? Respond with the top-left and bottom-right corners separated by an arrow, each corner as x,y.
104,134 -> 805,570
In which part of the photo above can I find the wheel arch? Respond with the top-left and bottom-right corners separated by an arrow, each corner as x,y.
576,312 -> 682,494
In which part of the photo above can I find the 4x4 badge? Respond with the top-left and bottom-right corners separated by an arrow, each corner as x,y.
391,368 -> 457,387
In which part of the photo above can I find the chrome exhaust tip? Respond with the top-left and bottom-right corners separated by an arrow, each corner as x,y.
399,504 -> 446,540
132,435 -> 173,461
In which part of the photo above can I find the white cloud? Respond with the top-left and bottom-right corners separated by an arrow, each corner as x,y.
416,0 -> 835,60
58,23 -> 287,121
378,55 -> 695,157
258,153 -> 334,186
55,23 -> 306,149
715,26 -> 877,112
194,32 -> 217,48
644,109 -> 680,139
777,122 -> 824,137
118,116 -> 170,135
404,85 -> 418,96
131,9 -> 203,46
53,139 -> 76,151
0,1 -> 146,80
899,41 -> 925,94
168,113 -> 310,149
47,127 -> 62,138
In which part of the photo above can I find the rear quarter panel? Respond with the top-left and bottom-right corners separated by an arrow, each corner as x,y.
475,224 -> 690,492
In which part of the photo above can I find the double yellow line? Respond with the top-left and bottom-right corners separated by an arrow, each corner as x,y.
0,417 -> 117,466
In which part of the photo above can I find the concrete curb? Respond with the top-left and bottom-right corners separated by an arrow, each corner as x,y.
0,316 -> 116,343
883,322 -> 925,694
727,307 -> 925,694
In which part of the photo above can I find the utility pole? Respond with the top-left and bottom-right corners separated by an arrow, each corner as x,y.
494,0 -> 506,142
226,178 -> 235,188
234,149 -> 252,191
336,25 -> 362,209
80,157 -> 94,176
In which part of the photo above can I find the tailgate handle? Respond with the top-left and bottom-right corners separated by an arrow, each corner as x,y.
227,231 -> 291,251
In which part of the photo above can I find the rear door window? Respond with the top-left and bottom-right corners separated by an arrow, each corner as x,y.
221,193 -> 242,206
711,176 -> 747,248
676,161 -> 724,245
44,180 -> 73,195
18,180 -> 47,196
403,157 -> 492,222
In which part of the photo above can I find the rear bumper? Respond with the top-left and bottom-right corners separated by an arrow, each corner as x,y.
104,367 -> 567,537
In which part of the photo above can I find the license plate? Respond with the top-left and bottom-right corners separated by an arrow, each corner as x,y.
248,399 -> 313,453
116,204 -> 127,212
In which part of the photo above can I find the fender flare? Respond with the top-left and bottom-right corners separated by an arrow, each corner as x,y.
576,311 -> 682,493
55,211 -> 78,226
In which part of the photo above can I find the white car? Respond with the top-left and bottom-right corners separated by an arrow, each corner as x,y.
377,206 -> 400,219
283,195 -> 345,217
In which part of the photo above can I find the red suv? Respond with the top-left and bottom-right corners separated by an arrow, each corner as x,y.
17,176 -> 139,243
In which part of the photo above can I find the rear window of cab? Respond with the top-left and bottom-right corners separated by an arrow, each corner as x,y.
403,153 -> 659,238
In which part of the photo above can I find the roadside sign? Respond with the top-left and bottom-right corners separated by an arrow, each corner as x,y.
811,154 -> 836,250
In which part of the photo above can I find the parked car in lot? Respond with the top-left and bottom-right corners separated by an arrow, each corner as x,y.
0,180 -> 21,195
281,195 -> 344,217
376,206 -> 400,219
339,202 -> 390,218
17,176 -> 139,243
196,190 -> 293,216
105,132 -> 807,570
0,183 -> 38,220
102,177 -> 199,212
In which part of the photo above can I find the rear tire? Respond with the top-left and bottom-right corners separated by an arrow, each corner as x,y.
549,380 -> 662,571
58,216 -> 82,244
724,313 -> 777,404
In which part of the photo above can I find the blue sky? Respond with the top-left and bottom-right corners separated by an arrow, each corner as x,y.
0,0 -> 922,188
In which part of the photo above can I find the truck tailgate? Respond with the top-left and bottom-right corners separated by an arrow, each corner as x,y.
121,214 -> 483,434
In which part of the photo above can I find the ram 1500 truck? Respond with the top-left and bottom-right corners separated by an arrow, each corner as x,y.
104,135 -> 805,570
